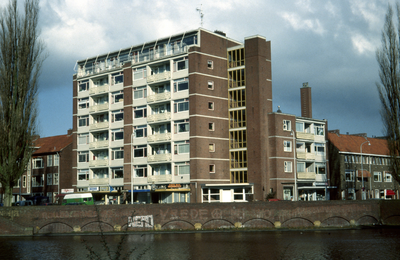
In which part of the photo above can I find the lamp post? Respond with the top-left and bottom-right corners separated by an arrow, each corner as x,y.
360,140 -> 370,200
131,133 -> 134,204
291,130 -> 297,201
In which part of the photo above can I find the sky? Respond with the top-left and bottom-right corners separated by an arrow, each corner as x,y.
6,0 -> 396,138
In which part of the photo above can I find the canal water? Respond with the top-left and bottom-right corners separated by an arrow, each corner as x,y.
0,227 -> 400,259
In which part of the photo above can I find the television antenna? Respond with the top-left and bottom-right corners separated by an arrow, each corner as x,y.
196,4 -> 204,27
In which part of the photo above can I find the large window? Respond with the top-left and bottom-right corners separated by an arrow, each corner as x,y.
112,168 -> 123,179
314,143 -> 325,155
78,98 -> 89,109
54,154 -> 59,166
78,169 -> 89,181
47,155 -> 53,167
283,141 -> 292,152
134,165 -> 147,177
174,141 -> 190,154
134,145 -> 147,158
284,161 -> 292,172
53,173 -> 59,185
297,162 -> 305,173
79,115 -> 89,127
314,124 -> 324,135
134,125 -> 147,138
112,71 -> 123,85
174,162 -> 190,175
111,110 -> 123,122
47,174 -> 52,186
345,170 -> 355,182
134,106 -> 147,119
315,163 -> 326,174
173,78 -> 189,92
111,129 -> 123,141
283,120 -> 291,131
111,147 -> 124,160
79,133 -> 89,145
112,91 -> 123,104
79,151 -> 89,163
174,120 -> 189,133
133,67 -> 146,80
173,57 -> 188,71
296,122 -> 304,132
374,172 -> 382,182
33,158 -> 43,169
79,80 -> 89,92
174,99 -> 189,112
134,86 -> 147,99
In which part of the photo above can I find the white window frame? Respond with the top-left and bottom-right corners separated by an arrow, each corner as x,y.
79,115 -> 89,127
79,80 -> 89,92
78,169 -> 89,181
208,80 -> 214,90
111,147 -> 124,160
207,60 -> 213,69
78,97 -> 89,109
111,129 -> 124,141
174,162 -> 190,175
47,173 -> 53,186
374,171 -> 382,182
78,151 -> 89,163
111,71 -> 123,85
33,158 -> 43,169
133,145 -> 147,158
173,57 -> 188,71
134,165 -> 147,178
134,125 -> 147,138
173,78 -> 189,92
133,106 -> 147,119
174,99 -> 189,113
111,110 -> 124,123
174,141 -> 190,155
112,167 -> 123,179
174,120 -> 189,133
283,141 -> 292,152
47,155 -> 53,167
79,133 -> 89,145
283,120 -> 291,131
133,67 -> 147,80
209,143 -> 215,152
208,101 -> 214,110
112,90 -> 124,104
209,164 -> 215,173
133,86 -> 147,99
284,161 -> 292,172
209,122 -> 215,131
54,154 -> 59,166
384,172 -> 392,182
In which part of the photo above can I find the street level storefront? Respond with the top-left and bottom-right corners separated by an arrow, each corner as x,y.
201,184 -> 254,203
77,186 -> 124,204
298,182 -> 330,201
127,183 -> 190,204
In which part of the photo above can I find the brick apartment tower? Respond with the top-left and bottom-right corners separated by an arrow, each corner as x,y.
301,82 -> 312,118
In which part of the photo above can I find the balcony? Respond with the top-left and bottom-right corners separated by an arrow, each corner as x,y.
90,122 -> 108,130
296,152 -> 316,160
89,140 -> 109,149
89,85 -> 108,95
147,92 -> 171,103
89,178 -> 109,185
147,71 -> 171,84
147,153 -> 172,163
147,133 -> 171,143
148,174 -> 172,183
90,103 -> 108,113
297,172 -> 316,180
296,132 -> 314,140
89,159 -> 108,167
147,112 -> 171,123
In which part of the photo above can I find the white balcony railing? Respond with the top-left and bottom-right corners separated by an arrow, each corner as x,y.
89,103 -> 108,113
147,112 -> 171,123
148,174 -> 172,183
89,178 -> 109,185
89,140 -> 109,149
89,122 -> 108,130
147,71 -> 171,83
147,92 -> 171,103
296,132 -> 314,140
89,159 -> 108,167
147,153 -> 172,163
296,152 -> 316,160
89,85 -> 109,95
147,133 -> 171,143
297,172 -> 316,180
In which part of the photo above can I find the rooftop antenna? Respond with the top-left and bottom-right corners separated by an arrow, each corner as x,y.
196,4 -> 204,27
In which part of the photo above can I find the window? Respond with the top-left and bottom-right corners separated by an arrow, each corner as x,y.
134,165 -> 147,177
296,122 -> 304,132
112,71 -> 123,85
47,155 -> 53,167
111,110 -> 123,122
209,122 -> 214,131
78,169 -> 89,181
283,141 -> 292,152
284,161 -> 292,172
174,162 -> 190,175
314,124 -> 324,135
207,60 -> 213,69
33,158 -> 43,169
297,162 -> 305,173
79,115 -> 89,127
79,133 -> 89,145
93,77 -> 108,87
134,106 -> 147,119
345,170 -> 355,182
174,99 -> 189,112
112,91 -> 124,104
209,143 -> 215,152
111,147 -> 124,160
32,175 -> 44,187
174,120 -> 189,133
209,164 -> 215,173
79,80 -> 89,92
315,143 -> 325,155
173,78 -> 189,92
385,172 -> 392,182
47,174 -> 52,186
133,67 -> 146,80
174,57 -> 188,71
134,145 -> 147,158
208,101 -> 214,110
78,98 -> 89,109
283,120 -> 291,131
23,176 -> 26,188
208,81 -> 214,90
78,151 -> 89,163
54,154 -> 59,166
174,141 -> 190,154
374,172 -> 382,182
133,86 -> 147,99
111,129 -> 124,141
315,163 -> 326,174
112,168 -> 123,179
134,125 -> 147,138
53,173 -> 59,185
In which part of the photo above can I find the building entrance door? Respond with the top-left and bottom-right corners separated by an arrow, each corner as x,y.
221,189 -> 232,202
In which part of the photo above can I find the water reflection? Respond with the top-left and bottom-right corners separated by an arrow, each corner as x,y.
0,228 -> 400,260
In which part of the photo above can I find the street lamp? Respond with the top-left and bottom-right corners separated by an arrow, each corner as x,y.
360,140 -> 370,200
291,130 -> 297,201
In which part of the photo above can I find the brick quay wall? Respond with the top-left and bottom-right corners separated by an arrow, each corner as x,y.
1,200 -> 400,236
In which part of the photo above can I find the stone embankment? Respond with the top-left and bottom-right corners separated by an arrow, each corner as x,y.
1,200 -> 399,236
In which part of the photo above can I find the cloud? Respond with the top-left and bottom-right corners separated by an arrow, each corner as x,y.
351,33 -> 376,54
281,12 -> 325,35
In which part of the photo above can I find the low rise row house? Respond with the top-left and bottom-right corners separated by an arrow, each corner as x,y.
328,131 -> 399,200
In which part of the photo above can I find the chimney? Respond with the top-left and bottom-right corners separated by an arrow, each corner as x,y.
301,82 -> 312,118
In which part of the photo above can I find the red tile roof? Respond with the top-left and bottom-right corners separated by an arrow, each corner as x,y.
33,134 -> 73,155
328,132 -> 389,156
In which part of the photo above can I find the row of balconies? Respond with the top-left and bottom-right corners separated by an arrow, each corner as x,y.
297,172 -> 327,182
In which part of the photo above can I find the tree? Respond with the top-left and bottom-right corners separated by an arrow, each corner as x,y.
376,3 -> 400,184
0,0 -> 45,206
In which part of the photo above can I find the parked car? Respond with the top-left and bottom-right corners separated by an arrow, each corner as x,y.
15,200 -> 33,206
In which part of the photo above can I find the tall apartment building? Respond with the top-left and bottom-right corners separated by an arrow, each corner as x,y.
72,28 -> 274,204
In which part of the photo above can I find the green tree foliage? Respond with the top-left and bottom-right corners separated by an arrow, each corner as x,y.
0,0 -> 45,206
377,3 -> 400,184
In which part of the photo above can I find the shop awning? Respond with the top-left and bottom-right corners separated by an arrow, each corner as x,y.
386,190 -> 396,196
155,189 -> 191,192
128,189 -> 151,193
357,170 -> 371,178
